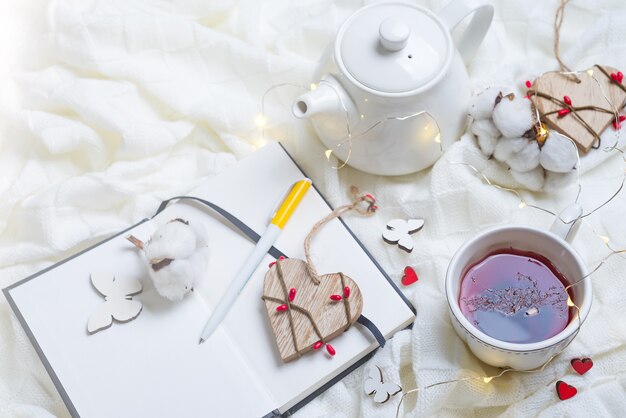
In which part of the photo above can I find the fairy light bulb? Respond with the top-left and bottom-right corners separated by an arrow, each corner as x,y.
535,123 -> 549,146
310,83 -> 317,91
434,133 -> 441,143
519,201 -> 527,209
600,235 -> 610,245
586,69 -> 594,76
325,149 -> 333,160
483,377 -> 493,383
567,297 -> 575,307
255,114 -> 267,128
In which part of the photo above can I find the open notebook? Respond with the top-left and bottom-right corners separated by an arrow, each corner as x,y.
4,142 -> 415,417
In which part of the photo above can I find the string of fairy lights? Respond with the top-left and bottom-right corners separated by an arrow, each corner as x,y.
256,80 -> 442,169
254,67 -> 625,416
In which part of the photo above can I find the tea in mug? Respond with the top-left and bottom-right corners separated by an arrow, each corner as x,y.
459,249 -> 571,344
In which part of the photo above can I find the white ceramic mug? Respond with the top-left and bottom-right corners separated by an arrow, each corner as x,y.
445,204 -> 592,370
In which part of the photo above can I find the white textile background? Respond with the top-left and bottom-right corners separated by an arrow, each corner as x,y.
1,0 -> 625,416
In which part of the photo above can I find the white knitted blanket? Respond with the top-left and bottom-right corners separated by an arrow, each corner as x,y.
1,0 -> 625,416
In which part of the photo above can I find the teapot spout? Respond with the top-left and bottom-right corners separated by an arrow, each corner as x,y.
292,78 -> 356,121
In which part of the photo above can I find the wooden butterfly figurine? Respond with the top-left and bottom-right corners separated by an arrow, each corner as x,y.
382,219 -> 425,253
364,366 -> 402,403
87,272 -> 143,334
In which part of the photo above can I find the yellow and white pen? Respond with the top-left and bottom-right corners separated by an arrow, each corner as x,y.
199,179 -> 312,344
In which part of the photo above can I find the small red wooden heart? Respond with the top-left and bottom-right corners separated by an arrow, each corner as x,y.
571,358 -> 593,375
401,266 -> 418,286
556,380 -> 577,400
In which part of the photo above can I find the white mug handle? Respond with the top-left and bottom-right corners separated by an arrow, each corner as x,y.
437,0 -> 494,65
550,203 -> 583,243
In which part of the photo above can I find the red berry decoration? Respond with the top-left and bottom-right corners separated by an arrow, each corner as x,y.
612,115 -> 626,130
330,294 -> 342,301
312,341 -> 323,350
343,286 -> 351,299
555,380 -> 577,400
401,266 -> 419,286
326,343 -> 336,356
557,108 -> 571,117
611,71 -> 624,84
571,358 -> 593,375
276,304 -> 288,312
268,256 -> 286,268
563,95 -> 572,106
289,288 -> 296,302
525,80 -> 532,88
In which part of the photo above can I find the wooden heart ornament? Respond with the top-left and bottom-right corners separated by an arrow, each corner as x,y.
262,258 -> 363,362
571,357 -> 593,375
529,65 -> 626,152
555,380 -> 577,401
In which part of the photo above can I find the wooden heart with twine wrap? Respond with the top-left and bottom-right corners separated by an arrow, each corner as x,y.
262,189 -> 376,362
529,65 -> 626,152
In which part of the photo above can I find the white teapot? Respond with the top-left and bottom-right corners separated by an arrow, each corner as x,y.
292,0 -> 493,175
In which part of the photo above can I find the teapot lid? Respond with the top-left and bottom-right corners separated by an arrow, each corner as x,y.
336,2 -> 452,96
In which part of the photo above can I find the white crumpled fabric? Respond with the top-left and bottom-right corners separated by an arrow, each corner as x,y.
1,0 -> 626,417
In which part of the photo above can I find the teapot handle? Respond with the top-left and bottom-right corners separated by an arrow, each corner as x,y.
437,0 -> 494,65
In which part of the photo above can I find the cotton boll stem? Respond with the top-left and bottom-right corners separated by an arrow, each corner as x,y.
127,235 -> 144,250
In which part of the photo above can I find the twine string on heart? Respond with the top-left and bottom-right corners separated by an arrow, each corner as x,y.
263,260 -> 319,356
262,186 -> 377,360
554,0 -> 580,83
262,263 -> 355,357
528,65 -> 624,150
303,186 -> 378,285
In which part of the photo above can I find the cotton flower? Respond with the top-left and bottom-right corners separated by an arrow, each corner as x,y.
470,119 -> 500,156
127,218 -> 209,301
468,87 -> 578,191
469,87 -> 506,120
492,95 -> 534,138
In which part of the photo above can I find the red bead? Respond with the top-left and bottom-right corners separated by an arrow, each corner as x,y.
330,294 -> 342,301
326,344 -> 336,356
289,288 -> 296,302
343,286 -> 351,298
312,341 -> 323,350
557,108 -> 571,117
364,193 -> 375,201
525,80 -> 532,88
276,304 -> 288,312
268,256 -> 286,268
613,116 -> 625,130
611,72 -> 624,83
563,95 -> 572,105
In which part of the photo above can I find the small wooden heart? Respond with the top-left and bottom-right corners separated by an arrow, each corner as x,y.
555,380 -> 577,401
401,266 -> 418,286
571,357 -> 593,375
530,65 -> 626,152
262,258 -> 363,362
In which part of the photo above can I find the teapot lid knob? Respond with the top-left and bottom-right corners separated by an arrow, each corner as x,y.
379,18 -> 410,52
